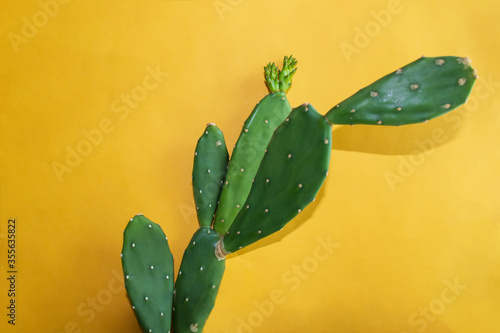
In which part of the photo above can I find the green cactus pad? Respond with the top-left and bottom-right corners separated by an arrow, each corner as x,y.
222,104 -> 332,253
121,214 -> 174,333
192,123 -> 229,227
173,227 -> 225,333
326,56 -> 477,126
213,92 -> 292,236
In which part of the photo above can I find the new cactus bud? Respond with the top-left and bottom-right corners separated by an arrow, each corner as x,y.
173,227 -> 225,333
326,56 -> 477,126
121,214 -> 174,333
213,56 -> 298,236
192,123 -> 229,227
222,104 -> 332,253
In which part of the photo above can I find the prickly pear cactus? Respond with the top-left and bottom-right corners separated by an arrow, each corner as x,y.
121,54 -> 477,333
326,56 -> 477,126
192,123 -> 229,227
222,103 -> 332,253
121,214 -> 174,333
173,227 -> 225,333
213,56 -> 298,236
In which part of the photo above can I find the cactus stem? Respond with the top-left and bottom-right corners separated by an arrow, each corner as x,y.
215,238 -> 229,259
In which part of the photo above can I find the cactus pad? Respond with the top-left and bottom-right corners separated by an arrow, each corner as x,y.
192,123 -> 229,227
326,56 -> 477,126
213,92 -> 292,235
222,104 -> 332,253
173,227 -> 225,333
121,214 -> 174,333
213,56 -> 298,236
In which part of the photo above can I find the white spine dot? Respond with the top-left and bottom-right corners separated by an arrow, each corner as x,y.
458,78 -> 467,86
411,84 -> 420,90
435,59 -> 445,65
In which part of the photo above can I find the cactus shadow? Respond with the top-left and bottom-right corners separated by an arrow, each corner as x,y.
228,182 -> 329,257
330,115 -> 460,155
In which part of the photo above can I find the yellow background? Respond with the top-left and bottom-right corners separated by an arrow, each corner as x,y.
1,0 -> 499,332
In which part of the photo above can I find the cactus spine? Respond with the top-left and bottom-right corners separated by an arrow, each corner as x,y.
121,55 -> 476,333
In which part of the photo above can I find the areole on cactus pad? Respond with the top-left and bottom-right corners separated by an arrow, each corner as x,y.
121,55 -> 477,333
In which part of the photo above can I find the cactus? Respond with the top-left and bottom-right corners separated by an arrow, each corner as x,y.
212,56 -> 298,236
192,124 -> 229,227
121,55 -> 477,333
326,56 -> 477,126
121,214 -> 174,333
222,103 -> 332,253
173,227 -> 225,333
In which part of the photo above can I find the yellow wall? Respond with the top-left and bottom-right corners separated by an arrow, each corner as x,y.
1,0 -> 499,332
